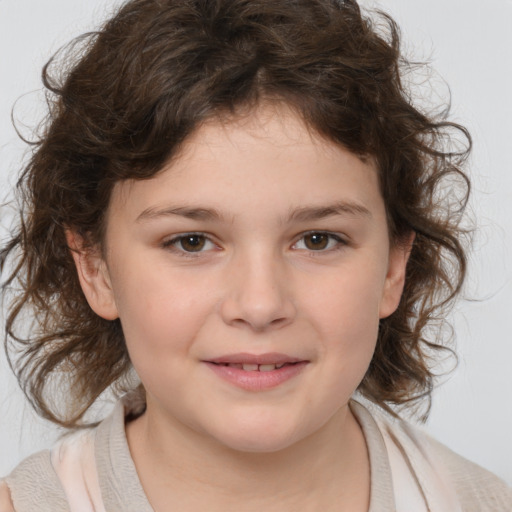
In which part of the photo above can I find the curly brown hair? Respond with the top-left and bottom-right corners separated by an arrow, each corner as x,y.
1,0 -> 470,427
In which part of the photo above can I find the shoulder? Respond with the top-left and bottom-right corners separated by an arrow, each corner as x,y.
424,432 -> 512,511
386,410 -> 512,511
2,395 -> 148,512
352,398 -> 512,511
2,450 -> 69,512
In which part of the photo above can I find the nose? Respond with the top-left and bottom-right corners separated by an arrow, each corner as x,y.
219,250 -> 296,332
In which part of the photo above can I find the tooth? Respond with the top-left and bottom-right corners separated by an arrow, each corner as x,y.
275,363 -> 286,369
242,363 -> 259,371
259,364 -> 276,372
228,363 -> 243,369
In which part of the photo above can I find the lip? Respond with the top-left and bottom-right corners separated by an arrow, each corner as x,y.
203,353 -> 309,391
205,352 -> 305,365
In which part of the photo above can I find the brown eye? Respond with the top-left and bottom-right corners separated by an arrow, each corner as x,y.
293,232 -> 344,252
163,233 -> 217,257
303,233 -> 330,250
178,234 -> 207,252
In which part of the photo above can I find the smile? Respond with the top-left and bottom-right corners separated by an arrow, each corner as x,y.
203,354 -> 309,391
213,362 -> 293,371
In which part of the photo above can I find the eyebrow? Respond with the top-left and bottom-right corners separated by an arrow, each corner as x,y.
136,206 -> 226,223
136,201 -> 372,224
286,201 -> 372,222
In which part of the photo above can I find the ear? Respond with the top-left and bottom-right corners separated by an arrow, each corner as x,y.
379,231 -> 415,319
66,230 -> 119,320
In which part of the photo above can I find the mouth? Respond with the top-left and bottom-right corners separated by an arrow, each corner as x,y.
210,362 -> 300,372
203,353 -> 309,391
205,352 -> 306,366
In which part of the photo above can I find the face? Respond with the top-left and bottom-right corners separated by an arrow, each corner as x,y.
74,105 -> 409,453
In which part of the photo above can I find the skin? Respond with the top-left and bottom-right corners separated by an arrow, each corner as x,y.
70,104 -> 412,511
0,482 -> 14,512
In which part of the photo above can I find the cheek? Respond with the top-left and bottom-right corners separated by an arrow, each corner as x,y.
111,263 -> 216,368
305,266 -> 385,335
303,266 -> 384,379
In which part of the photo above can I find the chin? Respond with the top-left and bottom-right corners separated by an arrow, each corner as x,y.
217,432 -> 300,454
204,414 -> 308,454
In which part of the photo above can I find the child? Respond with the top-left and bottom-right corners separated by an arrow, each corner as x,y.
1,0 -> 511,510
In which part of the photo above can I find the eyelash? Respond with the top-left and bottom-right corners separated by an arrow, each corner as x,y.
161,232 -> 218,258
293,231 -> 347,253
161,231 -> 347,258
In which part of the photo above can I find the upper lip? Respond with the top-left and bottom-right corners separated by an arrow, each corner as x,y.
205,352 -> 307,365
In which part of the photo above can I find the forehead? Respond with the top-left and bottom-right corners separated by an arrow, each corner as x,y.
108,104 -> 383,225
168,103 -> 354,174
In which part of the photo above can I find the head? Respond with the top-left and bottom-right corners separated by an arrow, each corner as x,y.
2,0 -> 470,428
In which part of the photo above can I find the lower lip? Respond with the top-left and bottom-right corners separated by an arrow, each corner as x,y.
204,362 -> 308,391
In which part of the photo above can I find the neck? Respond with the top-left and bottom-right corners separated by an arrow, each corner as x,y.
126,401 -> 370,512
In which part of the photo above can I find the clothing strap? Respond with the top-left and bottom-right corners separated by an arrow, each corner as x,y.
50,429 -> 106,512
375,409 -> 463,511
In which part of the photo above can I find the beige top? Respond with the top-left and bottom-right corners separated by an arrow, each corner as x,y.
2,396 -> 511,511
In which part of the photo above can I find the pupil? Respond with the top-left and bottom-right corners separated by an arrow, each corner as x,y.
182,235 -> 205,251
306,234 -> 328,250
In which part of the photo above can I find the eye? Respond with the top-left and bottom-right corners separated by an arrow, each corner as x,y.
163,233 -> 217,254
293,232 -> 345,251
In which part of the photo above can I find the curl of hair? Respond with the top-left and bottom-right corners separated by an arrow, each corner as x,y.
1,0 -> 470,427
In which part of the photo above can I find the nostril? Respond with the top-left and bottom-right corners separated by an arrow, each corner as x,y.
270,317 -> 289,326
